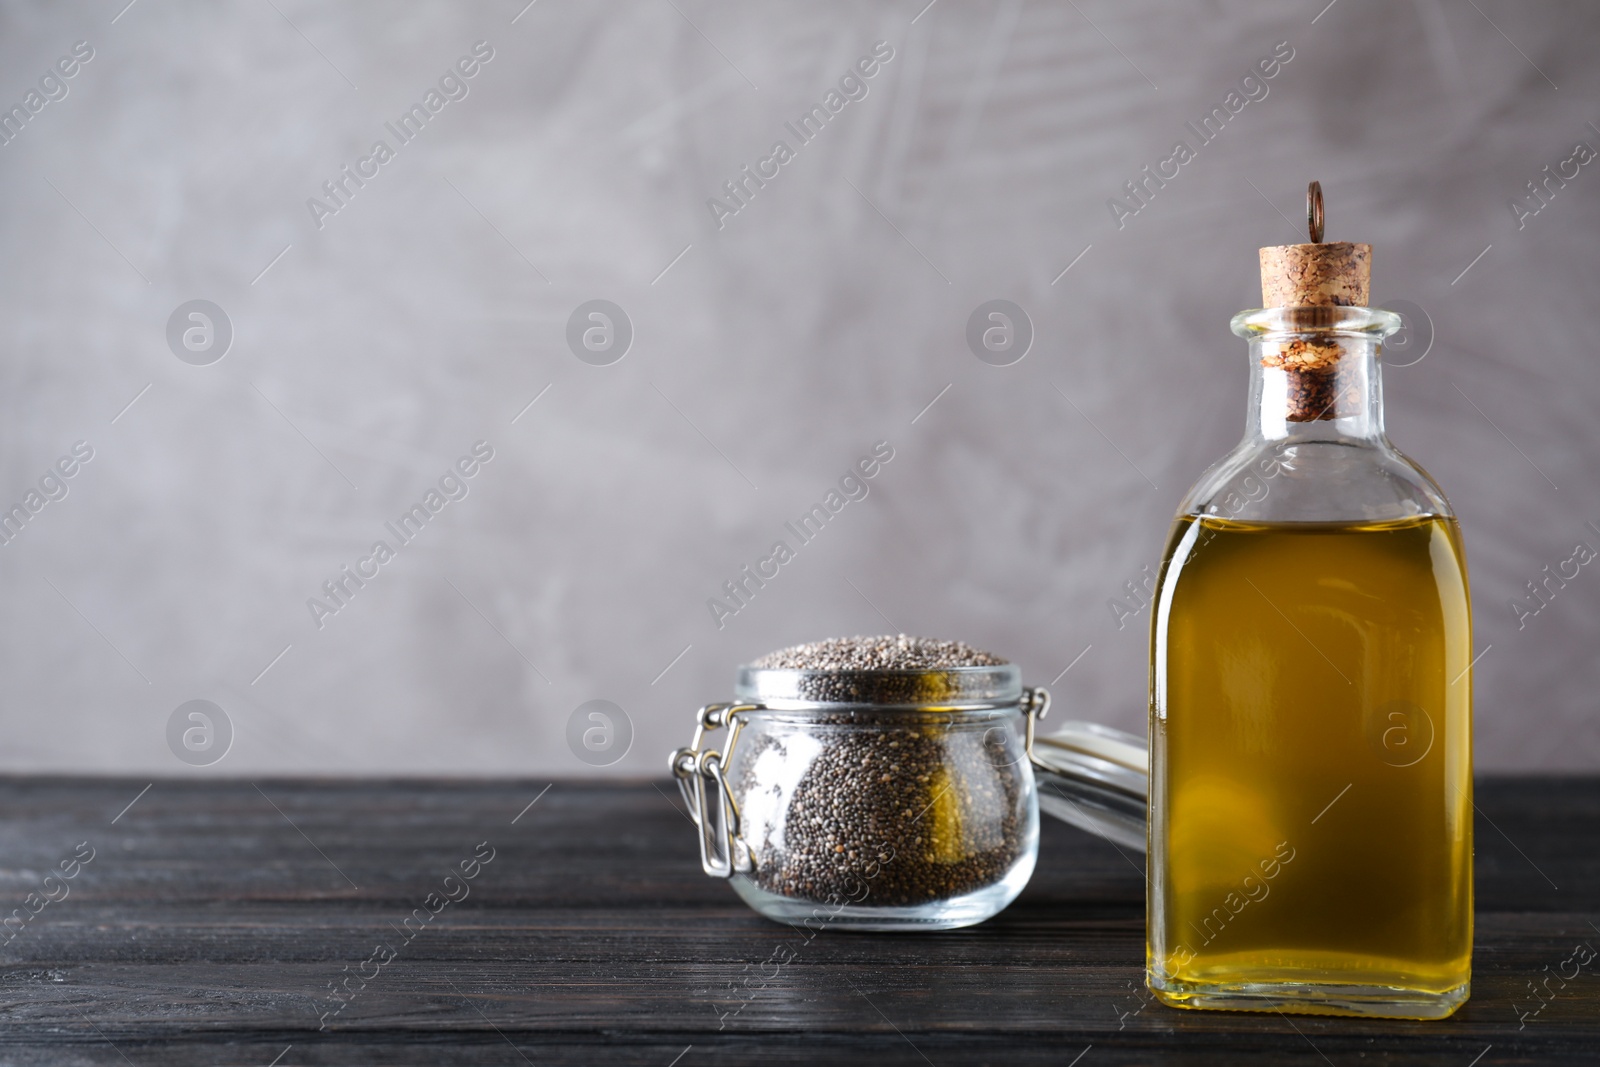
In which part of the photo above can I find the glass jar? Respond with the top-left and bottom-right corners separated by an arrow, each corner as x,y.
672,663 -> 1046,930
1148,303 -> 1473,1019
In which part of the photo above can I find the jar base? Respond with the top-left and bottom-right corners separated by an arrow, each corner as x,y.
1147,972 -> 1469,1020
730,848 -> 1035,932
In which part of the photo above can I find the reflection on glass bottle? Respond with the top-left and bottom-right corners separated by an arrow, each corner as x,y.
1147,208 -> 1472,1020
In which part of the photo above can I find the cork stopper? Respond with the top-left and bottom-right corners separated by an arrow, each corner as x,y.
1258,242 -> 1371,308
1255,183 -> 1371,421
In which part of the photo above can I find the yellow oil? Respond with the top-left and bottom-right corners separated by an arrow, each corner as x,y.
1149,514 -> 1472,1015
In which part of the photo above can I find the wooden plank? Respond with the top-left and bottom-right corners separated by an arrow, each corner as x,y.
0,777 -> 1592,1063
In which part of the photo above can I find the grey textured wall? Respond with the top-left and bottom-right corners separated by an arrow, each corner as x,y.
0,0 -> 1595,776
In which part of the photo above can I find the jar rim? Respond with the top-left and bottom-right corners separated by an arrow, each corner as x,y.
736,663 -> 1023,709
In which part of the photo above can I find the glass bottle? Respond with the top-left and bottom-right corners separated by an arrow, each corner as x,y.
1146,209 -> 1473,1019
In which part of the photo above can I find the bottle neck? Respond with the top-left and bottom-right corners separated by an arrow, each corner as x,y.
1230,306 -> 1402,449
1245,333 -> 1385,445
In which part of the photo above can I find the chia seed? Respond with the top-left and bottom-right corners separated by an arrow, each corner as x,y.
733,635 -> 1026,909
751,634 -> 1009,671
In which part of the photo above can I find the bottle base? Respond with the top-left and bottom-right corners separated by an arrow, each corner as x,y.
1148,973 -> 1469,1020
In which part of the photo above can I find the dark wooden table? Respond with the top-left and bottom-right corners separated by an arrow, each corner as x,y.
0,777 -> 1594,1065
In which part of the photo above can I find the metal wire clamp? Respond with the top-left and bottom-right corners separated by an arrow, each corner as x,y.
669,702 -> 760,877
